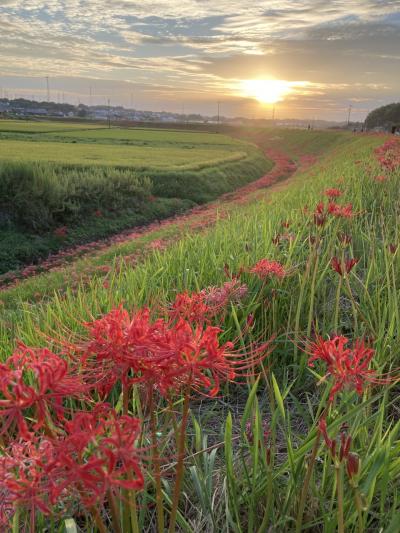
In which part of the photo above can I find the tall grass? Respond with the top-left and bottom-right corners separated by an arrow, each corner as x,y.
0,161 -> 152,230
1,131 -> 399,531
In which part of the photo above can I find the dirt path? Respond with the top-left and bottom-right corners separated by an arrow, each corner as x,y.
0,148 -> 315,291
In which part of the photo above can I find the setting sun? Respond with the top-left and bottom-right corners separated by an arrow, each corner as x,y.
240,79 -> 292,104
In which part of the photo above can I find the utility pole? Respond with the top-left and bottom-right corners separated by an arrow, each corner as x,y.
347,104 -> 353,126
89,86 -> 92,107
217,101 -> 220,125
46,76 -> 50,102
107,98 -> 111,128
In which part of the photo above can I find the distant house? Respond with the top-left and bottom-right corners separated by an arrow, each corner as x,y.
24,108 -> 49,116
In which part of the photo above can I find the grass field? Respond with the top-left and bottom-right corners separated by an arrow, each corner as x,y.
0,119 -> 103,133
1,128 -> 399,532
0,139 -> 245,168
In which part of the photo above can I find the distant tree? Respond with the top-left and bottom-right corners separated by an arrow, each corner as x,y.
365,103 -> 400,130
77,105 -> 88,118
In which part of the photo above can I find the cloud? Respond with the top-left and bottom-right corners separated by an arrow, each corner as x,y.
0,1 -> 399,119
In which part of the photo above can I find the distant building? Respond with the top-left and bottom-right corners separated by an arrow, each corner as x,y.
24,108 -> 49,116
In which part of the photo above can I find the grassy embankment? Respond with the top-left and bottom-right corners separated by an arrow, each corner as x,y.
1,129 -> 399,532
0,121 -> 270,273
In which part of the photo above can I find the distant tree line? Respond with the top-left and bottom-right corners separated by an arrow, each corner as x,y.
0,97 -> 76,115
365,102 -> 400,130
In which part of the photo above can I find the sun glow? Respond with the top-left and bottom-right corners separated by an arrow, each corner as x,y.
240,79 -> 292,104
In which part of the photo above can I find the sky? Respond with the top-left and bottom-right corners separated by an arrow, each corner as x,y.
0,1 -> 399,121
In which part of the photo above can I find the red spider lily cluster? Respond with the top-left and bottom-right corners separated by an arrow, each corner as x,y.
1,406 -> 143,526
314,201 -> 354,225
307,335 -> 382,401
0,288 -> 273,528
331,256 -> 358,276
250,259 -> 286,280
83,300 -> 269,398
374,138 -> 400,172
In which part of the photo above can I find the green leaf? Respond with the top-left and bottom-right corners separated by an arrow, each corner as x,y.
272,372 -> 286,421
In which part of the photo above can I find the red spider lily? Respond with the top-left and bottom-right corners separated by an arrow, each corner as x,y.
53,226 -> 68,238
338,232 -> 352,245
53,406 -> 143,503
170,291 -> 216,324
0,407 -> 144,526
327,202 -> 341,216
245,419 -> 271,463
375,139 -> 400,172
200,279 -> 248,308
374,174 -> 387,182
281,220 -> 291,228
0,437 -> 58,533
346,452 -> 360,479
250,259 -> 286,280
152,320 -> 236,397
331,256 -> 358,276
388,243 -> 397,254
318,418 -> 351,463
338,203 -> 354,218
314,201 -> 355,226
325,188 -> 342,198
307,336 -> 379,401
0,344 -> 86,439
83,306 -> 171,395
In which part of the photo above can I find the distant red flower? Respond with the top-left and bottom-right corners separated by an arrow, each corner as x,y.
325,188 -> 342,198
338,203 -> 354,218
200,279 -> 248,308
375,139 -> 400,172
388,243 -> 397,254
308,335 -> 378,401
94,209 -> 102,217
53,226 -> 68,238
250,259 -> 286,280
327,202 -> 341,215
374,175 -> 387,182
331,256 -> 358,276
338,232 -> 352,245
